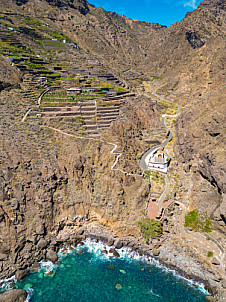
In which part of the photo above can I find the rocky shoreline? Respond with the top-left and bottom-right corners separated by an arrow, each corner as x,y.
1,219 -> 225,302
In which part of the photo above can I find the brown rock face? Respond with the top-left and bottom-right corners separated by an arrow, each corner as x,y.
174,92 -> 225,225
15,269 -> 28,281
45,0 -> 90,15
0,289 -> 27,302
37,239 -> 48,249
0,57 -> 21,91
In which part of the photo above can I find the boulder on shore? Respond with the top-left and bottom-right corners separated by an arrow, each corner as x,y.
46,249 -> 58,263
15,269 -> 28,281
114,239 -> 123,249
36,224 -> 45,235
30,262 -> 41,273
0,289 -> 27,302
107,238 -> 114,246
152,248 -> 160,256
37,239 -> 48,249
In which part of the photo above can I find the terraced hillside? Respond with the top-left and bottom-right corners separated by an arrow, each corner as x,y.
0,16 -> 136,137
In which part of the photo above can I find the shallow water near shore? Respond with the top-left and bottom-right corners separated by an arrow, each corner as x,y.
14,239 -> 208,301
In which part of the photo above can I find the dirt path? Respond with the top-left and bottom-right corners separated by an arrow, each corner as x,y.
46,126 -> 142,177
21,88 -> 50,123
21,108 -> 32,122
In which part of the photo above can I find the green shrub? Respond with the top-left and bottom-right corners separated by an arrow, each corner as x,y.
137,218 -> 163,240
207,251 -> 213,258
184,210 -> 212,233
144,170 -> 151,178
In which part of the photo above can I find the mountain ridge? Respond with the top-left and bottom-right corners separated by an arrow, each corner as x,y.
0,0 -> 225,299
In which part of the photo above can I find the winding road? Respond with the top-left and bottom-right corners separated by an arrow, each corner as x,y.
139,86 -> 182,218
138,99 -> 180,171
145,85 -> 225,274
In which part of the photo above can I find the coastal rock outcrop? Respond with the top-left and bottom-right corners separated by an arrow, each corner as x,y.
15,269 -> 28,281
46,249 -> 58,263
0,289 -> 27,302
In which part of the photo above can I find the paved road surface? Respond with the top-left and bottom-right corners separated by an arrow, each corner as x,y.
139,130 -> 172,171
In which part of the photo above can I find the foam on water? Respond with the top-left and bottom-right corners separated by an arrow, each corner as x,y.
0,275 -> 17,292
1,238 -> 210,301
40,260 -> 58,273
71,238 -> 209,295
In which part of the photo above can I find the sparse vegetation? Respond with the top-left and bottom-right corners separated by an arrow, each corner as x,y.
137,218 -> 163,240
207,251 -> 213,258
184,210 -> 212,233
144,169 -> 151,178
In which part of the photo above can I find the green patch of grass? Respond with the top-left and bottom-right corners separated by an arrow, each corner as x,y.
137,218 -> 163,240
184,210 -> 212,233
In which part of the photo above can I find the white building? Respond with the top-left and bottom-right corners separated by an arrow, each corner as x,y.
148,150 -> 169,173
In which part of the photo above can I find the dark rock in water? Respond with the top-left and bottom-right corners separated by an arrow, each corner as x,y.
15,269 -> 28,281
30,262 -> 41,273
101,250 -> 108,255
141,268 -> 145,272
77,250 -> 82,254
0,289 -> 27,302
45,270 -> 54,276
46,249 -> 58,263
152,248 -> 160,256
37,239 -> 48,249
113,250 -> 120,257
108,265 -> 115,270
107,238 -> 114,246
205,296 -> 216,302
211,257 -> 220,265
109,248 -> 119,257
114,239 -> 123,249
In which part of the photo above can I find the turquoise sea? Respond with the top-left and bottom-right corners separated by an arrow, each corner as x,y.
2,239 -> 209,301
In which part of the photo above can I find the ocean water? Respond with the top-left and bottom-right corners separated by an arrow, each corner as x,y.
8,239 -> 209,301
